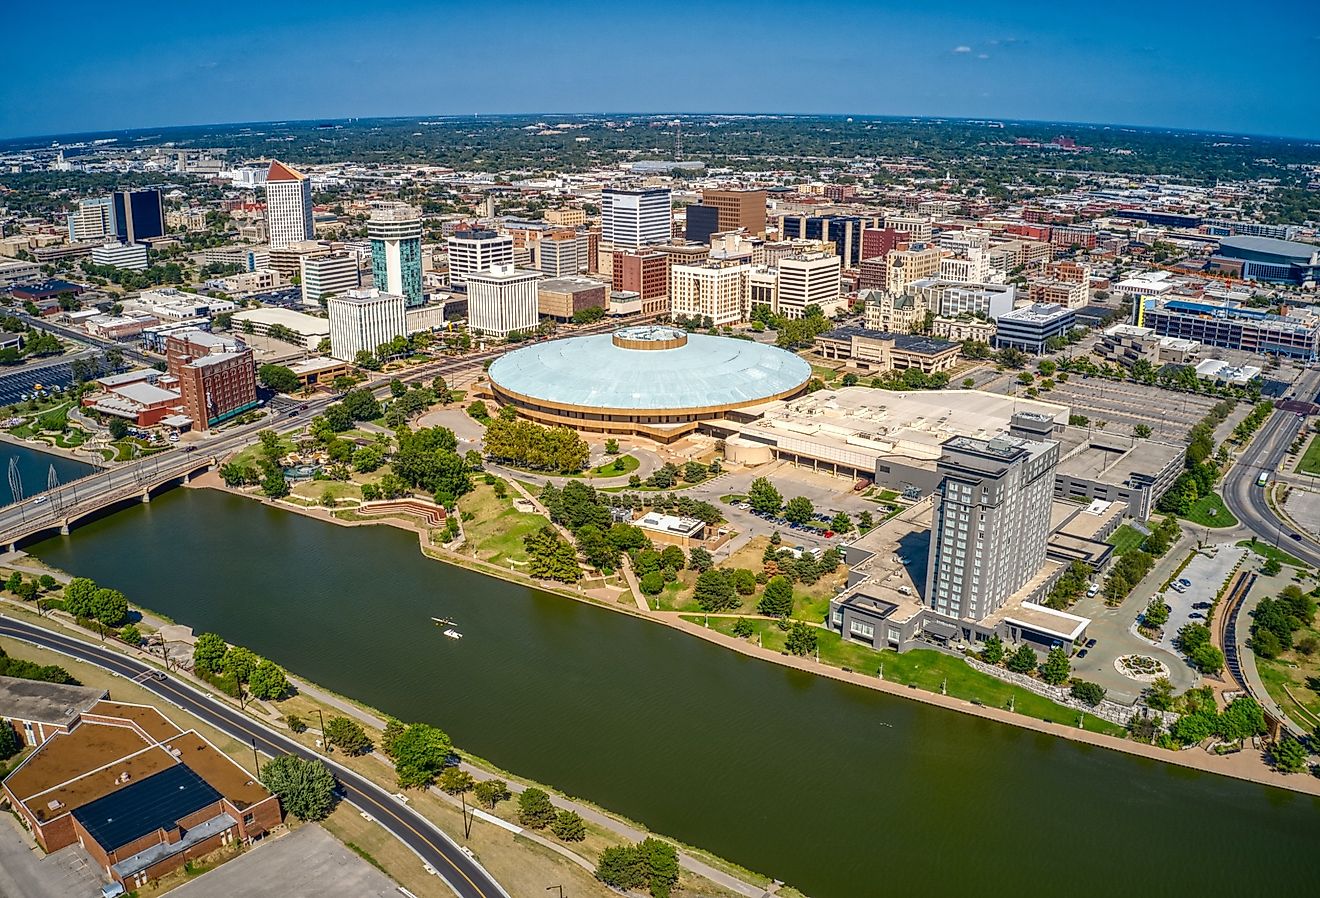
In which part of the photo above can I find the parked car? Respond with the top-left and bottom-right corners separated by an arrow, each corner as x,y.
1085,638 -> 1097,649
1077,649 -> 1088,659
1177,578 -> 1192,588
1192,602 -> 1211,610
1085,584 -> 1100,598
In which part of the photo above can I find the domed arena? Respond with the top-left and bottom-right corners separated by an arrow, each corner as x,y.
486,326 -> 812,441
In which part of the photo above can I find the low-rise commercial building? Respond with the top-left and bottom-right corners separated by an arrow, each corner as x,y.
230,307 -> 330,351
994,303 -> 1076,353
814,327 -> 960,374
2,701 -> 279,891
537,276 -> 608,321
1136,297 -> 1319,360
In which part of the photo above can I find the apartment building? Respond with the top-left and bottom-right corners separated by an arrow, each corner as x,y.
166,330 -> 258,429
669,261 -> 748,327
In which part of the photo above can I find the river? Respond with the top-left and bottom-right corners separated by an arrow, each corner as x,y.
0,441 -> 94,507
27,486 -> 1320,897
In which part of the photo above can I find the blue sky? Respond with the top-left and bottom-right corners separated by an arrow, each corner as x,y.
4,0 -> 1318,140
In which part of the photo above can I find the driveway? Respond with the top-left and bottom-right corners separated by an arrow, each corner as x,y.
169,825 -> 399,898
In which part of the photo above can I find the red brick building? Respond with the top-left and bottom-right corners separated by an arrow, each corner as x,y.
165,331 -> 258,429
3,701 -> 280,890
612,251 -> 669,316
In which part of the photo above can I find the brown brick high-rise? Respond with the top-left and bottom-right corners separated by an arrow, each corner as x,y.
165,331 -> 258,429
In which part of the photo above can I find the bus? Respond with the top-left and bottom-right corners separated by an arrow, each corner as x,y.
1257,471 -> 1270,487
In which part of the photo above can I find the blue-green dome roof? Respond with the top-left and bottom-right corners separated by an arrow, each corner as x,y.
488,328 -> 811,413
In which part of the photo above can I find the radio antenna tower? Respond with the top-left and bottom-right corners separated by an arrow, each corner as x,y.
675,120 -> 683,162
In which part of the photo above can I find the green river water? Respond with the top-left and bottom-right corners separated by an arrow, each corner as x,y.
24,479 -> 1320,897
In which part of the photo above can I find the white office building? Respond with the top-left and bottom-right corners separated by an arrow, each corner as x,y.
300,252 -> 361,306
446,229 -> 514,287
602,188 -> 671,249
327,288 -> 407,361
265,160 -> 315,249
669,262 -> 749,327
776,253 -> 842,319
90,242 -> 149,270
67,197 -> 115,242
466,265 -> 541,339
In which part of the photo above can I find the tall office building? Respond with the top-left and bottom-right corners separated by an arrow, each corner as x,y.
446,229 -> 514,287
67,197 -> 115,242
466,265 -> 541,339
369,204 -> 423,307
300,252 -> 361,307
265,160 -> 315,249
924,433 -> 1059,622
327,288 -> 407,362
601,188 -> 671,249
776,253 -> 842,319
612,250 -> 670,316
700,189 -> 767,236
669,262 -> 749,327
685,205 -> 721,244
112,189 -> 165,243
537,230 -> 582,277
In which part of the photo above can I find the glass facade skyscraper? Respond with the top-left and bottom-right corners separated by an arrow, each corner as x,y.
369,204 -> 424,307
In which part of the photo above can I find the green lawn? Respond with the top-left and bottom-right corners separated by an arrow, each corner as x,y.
1107,524 -> 1148,555
458,479 -> 550,566
1255,625 -> 1320,732
579,454 -> 640,479
1298,434 -> 1320,476
1237,539 -> 1308,569
1180,493 -> 1238,528
687,616 -> 1124,736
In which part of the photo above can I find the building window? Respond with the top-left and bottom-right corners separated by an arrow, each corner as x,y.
887,627 -> 901,643
243,813 -> 255,826
849,620 -> 875,639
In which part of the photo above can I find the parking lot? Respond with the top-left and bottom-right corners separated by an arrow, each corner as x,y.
1152,544 -> 1247,652
170,824 -> 400,898
1044,377 -> 1218,442
0,813 -> 103,898
0,362 -> 82,406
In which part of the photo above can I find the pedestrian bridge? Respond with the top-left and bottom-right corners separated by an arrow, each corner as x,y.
0,452 -> 217,549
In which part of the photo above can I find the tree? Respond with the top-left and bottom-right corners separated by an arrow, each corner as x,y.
636,837 -> 680,898
732,617 -> 754,638
517,787 -> 557,829
552,809 -> 587,842
467,400 -> 489,421
474,779 -> 511,810
391,723 -> 453,789
259,755 -> 336,821
524,526 -> 582,582
108,416 -> 130,440
1143,598 -> 1170,629
758,576 -> 794,617
1217,696 -> 1266,742
1143,677 -> 1174,711
119,624 -> 141,646
785,621 -> 818,656
258,364 -> 300,393
748,477 -> 782,515
249,660 -> 289,700
0,718 -> 19,760
192,632 -> 228,674
1261,558 -> 1283,576
687,547 -> 714,572
1069,680 -> 1106,706
438,767 -> 474,795
261,468 -> 290,499
1134,424 -> 1152,438
1006,644 -> 1038,674
981,634 -> 1005,665
1270,736 -> 1309,774
732,568 -> 757,596
222,645 -> 259,684
829,511 -> 852,534
323,716 -> 373,756
694,569 -> 737,612
639,571 -> 665,596
596,845 -> 645,892
1039,647 -> 1071,685
576,524 -> 619,571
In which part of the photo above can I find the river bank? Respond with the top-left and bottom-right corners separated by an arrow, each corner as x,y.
185,474 -> 1320,800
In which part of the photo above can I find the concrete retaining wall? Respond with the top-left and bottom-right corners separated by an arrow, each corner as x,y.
964,656 -> 1180,728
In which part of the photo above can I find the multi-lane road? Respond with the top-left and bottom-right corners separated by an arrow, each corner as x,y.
0,615 -> 507,898
1221,366 -> 1320,569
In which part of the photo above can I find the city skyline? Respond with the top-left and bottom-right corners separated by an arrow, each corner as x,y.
4,0 -> 1318,141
